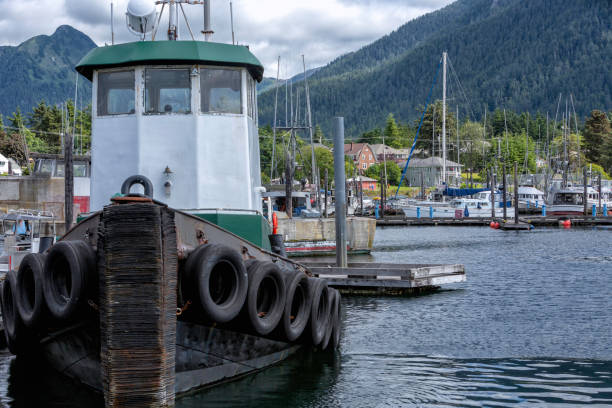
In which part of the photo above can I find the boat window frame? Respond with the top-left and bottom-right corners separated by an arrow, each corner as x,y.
95,68 -> 137,118
143,66 -> 193,116
198,65 -> 245,116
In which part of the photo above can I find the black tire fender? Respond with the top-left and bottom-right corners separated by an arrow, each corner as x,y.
281,271 -> 311,342
320,288 -> 336,350
43,240 -> 96,322
15,253 -> 47,328
331,289 -> 342,350
184,244 -> 248,323
1,271 -> 27,354
306,278 -> 330,346
244,260 -> 286,336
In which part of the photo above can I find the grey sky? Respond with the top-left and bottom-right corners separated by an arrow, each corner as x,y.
0,0 -> 454,77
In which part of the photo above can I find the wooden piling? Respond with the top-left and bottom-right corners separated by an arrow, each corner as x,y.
490,170 -> 496,218
514,162 -> 519,223
64,132 -> 74,231
324,168 -> 328,218
285,152 -> 293,218
583,168 -> 588,216
379,167 -> 385,219
502,162 -> 507,220
359,178 -> 363,214
598,173 -> 602,214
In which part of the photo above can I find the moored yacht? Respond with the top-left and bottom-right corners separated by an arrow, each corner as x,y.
546,186 -> 599,215
517,185 -> 546,209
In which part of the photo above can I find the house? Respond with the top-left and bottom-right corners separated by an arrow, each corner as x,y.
0,152 -> 8,174
309,143 -> 332,151
0,153 -> 21,176
344,143 -> 376,173
348,176 -> 378,191
371,144 -> 421,164
401,157 -> 463,187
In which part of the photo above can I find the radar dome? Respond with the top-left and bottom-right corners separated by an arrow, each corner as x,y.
126,0 -> 157,35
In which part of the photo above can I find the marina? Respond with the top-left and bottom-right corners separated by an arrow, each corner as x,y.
0,0 -> 610,406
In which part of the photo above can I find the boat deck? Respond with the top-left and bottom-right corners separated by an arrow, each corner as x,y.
304,262 -> 466,295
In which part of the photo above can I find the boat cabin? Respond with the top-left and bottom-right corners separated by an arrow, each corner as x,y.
550,188 -> 599,205
0,210 -> 56,272
76,41 -> 270,248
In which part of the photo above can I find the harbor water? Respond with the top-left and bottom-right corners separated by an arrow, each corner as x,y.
1,226 -> 611,407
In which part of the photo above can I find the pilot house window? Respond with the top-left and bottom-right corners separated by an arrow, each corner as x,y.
145,69 -> 191,114
201,68 -> 242,114
97,70 -> 135,116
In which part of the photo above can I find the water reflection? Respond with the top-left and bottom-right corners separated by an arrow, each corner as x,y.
1,227 -> 611,407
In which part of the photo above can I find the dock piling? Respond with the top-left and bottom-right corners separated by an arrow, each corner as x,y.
333,117 -> 347,268
502,162 -> 507,220
64,132 -> 74,231
583,168 -> 588,216
490,170 -> 495,219
514,162 -> 519,224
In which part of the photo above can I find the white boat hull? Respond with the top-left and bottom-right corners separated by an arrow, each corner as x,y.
402,205 -> 513,219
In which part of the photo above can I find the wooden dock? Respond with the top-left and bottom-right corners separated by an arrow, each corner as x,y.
305,262 -> 466,295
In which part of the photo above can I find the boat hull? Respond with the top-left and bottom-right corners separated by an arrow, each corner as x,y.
402,206 -> 512,218
1,200 -> 340,406
40,321 -> 299,397
546,205 -> 585,216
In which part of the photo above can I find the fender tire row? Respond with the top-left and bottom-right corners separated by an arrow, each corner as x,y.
182,243 -> 341,348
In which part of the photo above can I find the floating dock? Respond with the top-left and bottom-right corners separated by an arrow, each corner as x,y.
304,262 -> 466,295
377,215 -> 612,227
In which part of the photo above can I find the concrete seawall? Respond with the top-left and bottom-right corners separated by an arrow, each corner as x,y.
277,216 -> 376,252
0,175 -> 89,233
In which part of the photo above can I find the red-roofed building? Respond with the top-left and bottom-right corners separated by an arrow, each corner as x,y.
343,143 -> 376,174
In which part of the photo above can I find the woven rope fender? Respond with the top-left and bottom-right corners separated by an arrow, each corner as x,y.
98,203 -> 177,407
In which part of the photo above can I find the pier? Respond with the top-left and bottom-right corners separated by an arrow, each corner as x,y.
377,215 -> 612,227
305,262 -> 466,295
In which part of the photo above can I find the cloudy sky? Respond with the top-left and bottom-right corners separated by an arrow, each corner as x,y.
0,0 -> 453,77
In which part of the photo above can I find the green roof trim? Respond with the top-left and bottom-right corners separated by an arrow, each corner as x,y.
76,41 -> 264,82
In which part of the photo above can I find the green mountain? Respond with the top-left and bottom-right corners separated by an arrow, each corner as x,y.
0,25 -> 97,117
258,0 -> 612,136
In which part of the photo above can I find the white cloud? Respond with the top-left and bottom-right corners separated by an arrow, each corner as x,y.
0,0 -> 453,77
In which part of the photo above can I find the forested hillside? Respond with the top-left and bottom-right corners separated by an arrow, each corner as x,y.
0,25 -> 96,117
258,0 -> 612,137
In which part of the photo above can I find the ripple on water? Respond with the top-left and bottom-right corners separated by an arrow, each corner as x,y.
1,227 -> 611,407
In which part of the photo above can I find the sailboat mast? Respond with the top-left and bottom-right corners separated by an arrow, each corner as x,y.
303,55 -> 317,209
442,52 -> 447,185
271,56 -> 280,181
456,105 -> 460,167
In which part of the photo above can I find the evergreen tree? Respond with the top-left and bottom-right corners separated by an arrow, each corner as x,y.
384,114 -> 401,148
583,110 -> 611,165
8,108 -> 25,129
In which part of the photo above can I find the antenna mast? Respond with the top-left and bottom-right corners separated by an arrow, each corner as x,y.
202,0 -> 214,41
111,1 -> 115,45
230,1 -> 235,45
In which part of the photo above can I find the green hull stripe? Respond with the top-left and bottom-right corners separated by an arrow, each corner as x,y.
194,213 -> 271,250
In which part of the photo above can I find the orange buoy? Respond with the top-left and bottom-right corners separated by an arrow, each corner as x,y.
563,219 -> 571,229
272,212 -> 278,235
490,221 -> 496,229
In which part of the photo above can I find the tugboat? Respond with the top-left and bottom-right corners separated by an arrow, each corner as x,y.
0,1 -> 340,406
